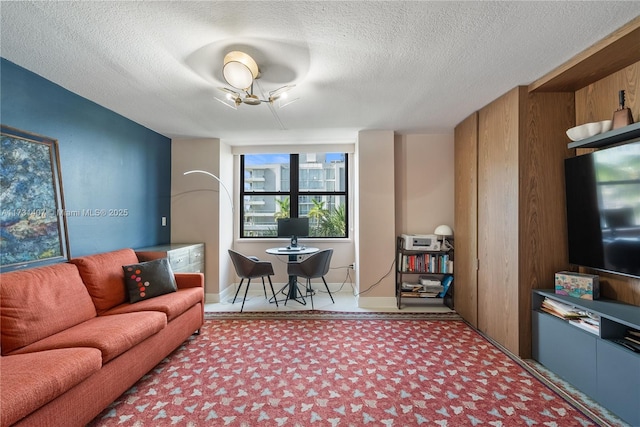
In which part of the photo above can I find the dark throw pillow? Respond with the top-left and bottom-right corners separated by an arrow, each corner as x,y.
122,258 -> 178,303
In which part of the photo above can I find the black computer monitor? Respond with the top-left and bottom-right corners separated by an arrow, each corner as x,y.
277,217 -> 309,248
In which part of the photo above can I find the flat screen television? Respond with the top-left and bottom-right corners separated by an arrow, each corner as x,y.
277,217 -> 309,248
564,140 -> 640,278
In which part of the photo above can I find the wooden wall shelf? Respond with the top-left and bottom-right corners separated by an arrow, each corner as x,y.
529,16 -> 640,93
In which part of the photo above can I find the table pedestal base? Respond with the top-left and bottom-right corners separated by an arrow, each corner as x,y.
264,247 -> 320,307
270,276 -> 307,305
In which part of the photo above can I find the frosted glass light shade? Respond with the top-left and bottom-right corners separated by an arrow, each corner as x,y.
434,224 -> 453,236
222,51 -> 259,90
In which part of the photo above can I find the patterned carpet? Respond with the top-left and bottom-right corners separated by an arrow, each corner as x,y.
88,316 -> 626,426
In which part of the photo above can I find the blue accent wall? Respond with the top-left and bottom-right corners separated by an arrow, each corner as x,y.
1,58 -> 171,257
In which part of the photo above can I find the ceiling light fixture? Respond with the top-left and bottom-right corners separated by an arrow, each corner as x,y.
215,50 -> 297,110
222,51 -> 259,91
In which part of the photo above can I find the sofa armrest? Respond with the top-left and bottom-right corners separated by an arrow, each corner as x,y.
174,272 -> 204,289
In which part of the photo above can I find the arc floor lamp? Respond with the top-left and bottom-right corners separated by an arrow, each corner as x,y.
183,170 -> 234,212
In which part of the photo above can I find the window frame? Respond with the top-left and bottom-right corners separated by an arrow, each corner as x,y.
240,153 -> 349,239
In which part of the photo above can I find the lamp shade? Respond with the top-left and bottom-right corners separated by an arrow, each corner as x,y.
222,51 -> 259,90
434,224 -> 453,236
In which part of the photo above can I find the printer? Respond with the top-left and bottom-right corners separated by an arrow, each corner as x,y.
400,234 -> 441,251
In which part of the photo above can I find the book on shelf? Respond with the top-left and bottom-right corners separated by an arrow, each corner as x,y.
401,282 -> 421,291
568,318 -> 600,335
540,297 -> 591,319
624,328 -> 640,347
628,329 -> 640,338
401,282 -> 442,297
540,297 -> 601,335
624,336 -> 640,346
612,338 -> 640,353
401,253 -> 452,273
401,291 -> 440,298
438,275 -> 454,298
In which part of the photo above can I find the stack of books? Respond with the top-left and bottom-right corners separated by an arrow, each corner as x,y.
568,316 -> 600,335
541,297 -> 587,318
401,283 -> 442,297
401,253 -> 452,273
617,329 -> 640,352
540,297 -> 600,335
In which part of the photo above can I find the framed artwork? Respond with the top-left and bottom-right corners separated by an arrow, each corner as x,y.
0,125 -> 70,272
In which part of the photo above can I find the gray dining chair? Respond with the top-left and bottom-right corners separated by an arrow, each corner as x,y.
286,248 -> 334,310
228,249 -> 279,312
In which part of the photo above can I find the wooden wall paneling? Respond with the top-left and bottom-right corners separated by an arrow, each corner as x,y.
574,61 -> 640,306
477,87 -> 521,355
583,268 -> 640,306
472,87 -> 574,358
518,91 -> 575,357
455,20 -> 639,358
454,112 -> 479,327
529,16 -> 640,93
575,62 -> 639,126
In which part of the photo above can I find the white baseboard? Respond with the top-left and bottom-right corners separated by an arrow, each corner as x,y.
356,296 -> 398,309
207,285 -> 453,312
207,282 -> 354,304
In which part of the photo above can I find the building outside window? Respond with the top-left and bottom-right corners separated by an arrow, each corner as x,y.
241,152 -> 348,238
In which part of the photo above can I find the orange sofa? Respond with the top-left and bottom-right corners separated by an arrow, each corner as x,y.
0,248 -> 204,427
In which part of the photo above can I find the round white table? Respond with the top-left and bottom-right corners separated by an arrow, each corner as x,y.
266,246 -> 319,305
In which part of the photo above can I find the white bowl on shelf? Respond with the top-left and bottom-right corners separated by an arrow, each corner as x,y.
566,120 -> 611,142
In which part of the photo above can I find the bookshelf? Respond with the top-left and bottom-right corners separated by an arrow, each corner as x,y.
532,290 -> 640,425
395,236 -> 453,309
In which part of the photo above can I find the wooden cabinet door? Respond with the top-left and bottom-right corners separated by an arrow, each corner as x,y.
454,85 -> 573,357
477,87 -> 521,355
454,112 -> 479,327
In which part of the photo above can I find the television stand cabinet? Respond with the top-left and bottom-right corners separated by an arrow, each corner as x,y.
531,290 -> 640,425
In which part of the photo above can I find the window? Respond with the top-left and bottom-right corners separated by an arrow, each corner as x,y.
241,153 -> 348,238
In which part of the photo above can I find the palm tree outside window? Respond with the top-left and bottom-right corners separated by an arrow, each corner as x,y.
240,153 -> 348,238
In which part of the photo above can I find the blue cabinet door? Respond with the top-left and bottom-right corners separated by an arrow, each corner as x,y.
532,311 -> 597,397
596,339 -> 640,426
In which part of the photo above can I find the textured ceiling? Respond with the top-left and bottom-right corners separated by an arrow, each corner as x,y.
1,1 -> 639,145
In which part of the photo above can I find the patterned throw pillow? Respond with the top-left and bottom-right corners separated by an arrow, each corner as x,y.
122,258 -> 177,303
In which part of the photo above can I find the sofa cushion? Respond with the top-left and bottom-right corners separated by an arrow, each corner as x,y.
70,248 -> 139,314
0,347 -> 102,427
1,263 -> 97,354
7,311 -> 167,364
174,272 -> 205,289
122,258 -> 177,303
103,287 -> 204,321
